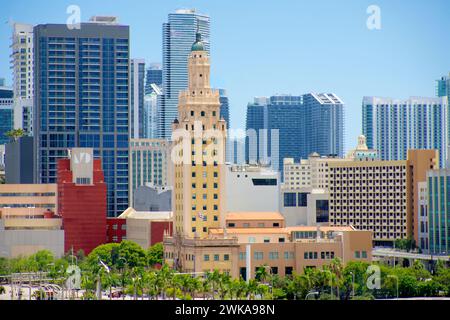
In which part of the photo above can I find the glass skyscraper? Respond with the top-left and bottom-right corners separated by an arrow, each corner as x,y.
0,86 -> 14,145
362,96 -> 448,167
427,168 -> 450,255
158,9 -> 210,139
33,18 -> 130,217
436,73 -> 450,99
131,58 -> 145,139
219,89 -> 232,162
246,94 -> 344,175
145,63 -> 162,95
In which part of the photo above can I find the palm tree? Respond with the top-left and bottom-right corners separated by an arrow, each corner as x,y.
206,270 -> 221,300
5,128 -> 26,142
329,258 -> 343,299
201,274 -> 212,300
217,273 -> 231,299
288,273 -> 311,299
157,264 -> 173,299
255,265 -> 269,283
169,274 -> 184,300
143,271 -> 158,300
246,279 -> 258,300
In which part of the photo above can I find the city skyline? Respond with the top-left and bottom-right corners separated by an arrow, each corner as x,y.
1,0 -> 449,152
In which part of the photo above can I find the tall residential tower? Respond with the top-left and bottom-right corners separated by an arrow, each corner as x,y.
11,23 -> 34,134
362,96 -> 448,167
33,17 -> 130,217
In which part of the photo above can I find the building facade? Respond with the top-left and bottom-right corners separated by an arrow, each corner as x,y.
362,96 -> 448,167
158,9 -> 210,139
33,18 -> 130,217
131,58 -> 145,139
328,149 -> 438,246
118,207 -> 172,249
165,212 -> 372,279
225,164 -> 280,213
0,183 -> 62,258
129,138 -> 172,206
427,167 -> 450,255
280,187 -> 329,227
417,181 -> 429,252
11,23 -> 34,134
57,148 -> 107,254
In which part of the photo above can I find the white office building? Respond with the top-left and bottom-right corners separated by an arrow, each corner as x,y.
225,164 -> 279,213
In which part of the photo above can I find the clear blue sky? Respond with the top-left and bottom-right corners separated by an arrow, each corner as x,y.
1,0 -> 449,152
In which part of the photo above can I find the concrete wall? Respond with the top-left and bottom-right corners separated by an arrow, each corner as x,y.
225,166 -> 279,212
133,186 -> 172,212
0,220 -> 64,258
280,189 -> 329,226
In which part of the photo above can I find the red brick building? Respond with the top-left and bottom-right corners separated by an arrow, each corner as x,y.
106,217 -> 127,243
57,148 -> 107,254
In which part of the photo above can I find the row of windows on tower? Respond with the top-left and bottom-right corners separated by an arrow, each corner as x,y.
192,171 -> 218,178
192,215 -> 219,221
191,183 -> 218,189
185,124 -> 224,131
192,227 -> 209,234
189,110 -> 216,117
192,193 -> 219,200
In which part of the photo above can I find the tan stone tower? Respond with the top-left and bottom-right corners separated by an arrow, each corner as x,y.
171,31 -> 227,239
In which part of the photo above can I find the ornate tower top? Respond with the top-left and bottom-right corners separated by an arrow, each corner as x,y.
191,31 -> 205,51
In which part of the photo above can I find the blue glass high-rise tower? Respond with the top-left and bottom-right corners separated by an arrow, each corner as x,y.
158,9 -> 210,139
33,17 -> 130,217
436,73 -> 450,99
0,85 -> 13,145
245,94 -> 344,175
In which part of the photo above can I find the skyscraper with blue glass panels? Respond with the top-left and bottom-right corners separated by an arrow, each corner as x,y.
0,86 -> 14,145
33,19 -> 130,217
218,89 -> 232,162
245,94 -> 344,175
362,96 -> 448,167
427,167 -> 450,255
145,63 -> 162,95
436,73 -> 450,99
158,9 -> 210,139
131,58 -> 145,139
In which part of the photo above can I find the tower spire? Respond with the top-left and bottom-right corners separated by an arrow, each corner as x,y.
191,22 -> 204,51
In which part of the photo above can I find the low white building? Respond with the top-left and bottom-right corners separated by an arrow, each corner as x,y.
225,164 -> 280,213
280,187 -> 329,227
